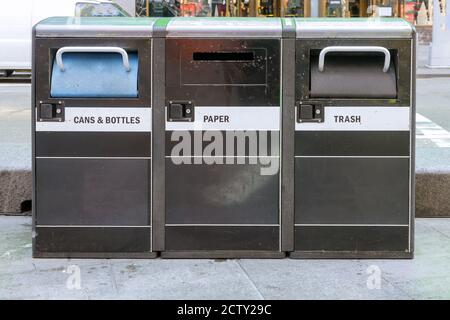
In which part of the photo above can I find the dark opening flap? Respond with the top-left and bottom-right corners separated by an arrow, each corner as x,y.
310,51 -> 397,99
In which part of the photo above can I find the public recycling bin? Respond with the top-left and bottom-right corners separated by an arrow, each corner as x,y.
32,17 -> 157,258
157,18 -> 290,258
289,19 -> 416,258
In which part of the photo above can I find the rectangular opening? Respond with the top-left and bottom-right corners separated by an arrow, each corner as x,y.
165,39 -> 281,105
180,48 -> 266,86
50,50 -> 139,98
309,49 -> 398,99
192,51 -> 255,62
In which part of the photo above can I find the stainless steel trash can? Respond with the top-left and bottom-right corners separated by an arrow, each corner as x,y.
289,19 -> 416,258
32,17 -> 157,258
156,18 -> 290,258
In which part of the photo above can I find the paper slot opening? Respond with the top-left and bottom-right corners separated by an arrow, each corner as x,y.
192,51 -> 255,62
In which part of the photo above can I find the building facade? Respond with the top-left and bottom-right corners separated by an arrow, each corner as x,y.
135,0 -> 432,26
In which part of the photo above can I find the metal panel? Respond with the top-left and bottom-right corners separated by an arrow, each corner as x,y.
35,17 -> 156,38
294,131 -> 410,156
294,158 -> 410,225
152,36 -> 166,252
166,17 -> 283,38
294,226 -> 409,252
161,251 -> 285,259
35,227 -> 151,253
36,159 -> 151,226
36,132 -> 151,157
280,18 -> 296,252
409,30 -> 417,255
295,18 -> 413,39
166,158 -> 279,224
166,39 -> 280,106
165,226 -> 279,251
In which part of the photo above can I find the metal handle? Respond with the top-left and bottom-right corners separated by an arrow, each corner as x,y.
318,46 -> 391,73
55,46 -> 131,72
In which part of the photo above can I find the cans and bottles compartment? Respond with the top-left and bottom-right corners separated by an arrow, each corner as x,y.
50,48 -> 139,98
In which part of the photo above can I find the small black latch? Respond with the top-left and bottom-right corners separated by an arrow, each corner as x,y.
40,103 -> 55,120
297,104 -> 324,123
169,103 -> 184,119
38,102 -> 64,122
168,101 -> 194,122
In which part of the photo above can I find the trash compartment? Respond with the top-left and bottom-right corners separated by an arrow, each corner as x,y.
32,17 -> 156,258
309,48 -> 397,98
291,19 -> 415,258
161,18 -> 285,258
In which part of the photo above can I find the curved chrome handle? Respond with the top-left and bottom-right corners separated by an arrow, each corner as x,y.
318,46 -> 391,73
55,46 -> 131,72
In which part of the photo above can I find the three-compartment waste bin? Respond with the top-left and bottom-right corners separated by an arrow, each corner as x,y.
290,19 -> 415,258
32,17 -> 415,259
32,17 -> 157,258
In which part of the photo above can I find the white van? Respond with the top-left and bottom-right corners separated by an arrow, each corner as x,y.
0,0 -> 130,75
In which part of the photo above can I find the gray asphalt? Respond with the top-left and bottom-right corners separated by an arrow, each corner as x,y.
417,78 -> 450,131
0,84 -> 30,171
415,77 -> 450,171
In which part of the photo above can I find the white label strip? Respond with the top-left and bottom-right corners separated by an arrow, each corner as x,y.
295,106 -> 410,131
36,107 -> 152,132
166,106 -> 280,131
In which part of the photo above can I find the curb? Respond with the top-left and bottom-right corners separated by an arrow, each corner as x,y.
417,73 -> 450,79
416,170 -> 450,217
0,169 -> 448,217
0,169 -> 32,214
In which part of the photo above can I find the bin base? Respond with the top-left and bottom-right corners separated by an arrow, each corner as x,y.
33,251 -> 158,259
161,250 -> 286,259
289,251 -> 413,259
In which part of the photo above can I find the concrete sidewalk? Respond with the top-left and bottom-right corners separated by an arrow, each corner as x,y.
1,216 -> 450,299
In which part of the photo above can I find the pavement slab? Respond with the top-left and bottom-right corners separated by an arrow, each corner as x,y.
1,216 -> 450,300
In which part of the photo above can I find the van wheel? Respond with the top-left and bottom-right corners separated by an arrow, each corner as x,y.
5,70 -> 14,77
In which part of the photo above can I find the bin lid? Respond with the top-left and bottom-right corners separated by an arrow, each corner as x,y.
295,18 -> 413,39
35,17 -> 157,38
165,17 -> 283,38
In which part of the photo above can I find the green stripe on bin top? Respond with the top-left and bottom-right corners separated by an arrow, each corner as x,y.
281,17 -> 296,28
154,17 -> 171,28
37,16 -> 158,27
